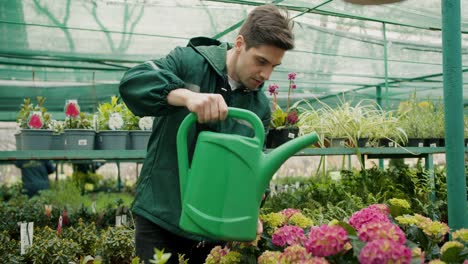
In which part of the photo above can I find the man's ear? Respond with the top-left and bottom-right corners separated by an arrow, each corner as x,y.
234,35 -> 245,52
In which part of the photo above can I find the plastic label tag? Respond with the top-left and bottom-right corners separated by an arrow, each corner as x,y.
430,143 -> 437,147
121,215 -> 127,226
388,142 -> 394,147
339,140 -> 345,146
91,201 -> 97,214
19,222 -> 34,255
418,142 -> 424,147
116,216 -> 122,227
288,133 -> 296,139
78,139 -> 88,146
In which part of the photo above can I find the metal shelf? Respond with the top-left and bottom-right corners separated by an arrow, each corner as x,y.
0,147 -> 453,163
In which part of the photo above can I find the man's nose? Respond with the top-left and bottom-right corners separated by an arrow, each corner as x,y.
260,67 -> 273,81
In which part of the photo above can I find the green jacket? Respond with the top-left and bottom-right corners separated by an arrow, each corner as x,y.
119,37 -> 271,240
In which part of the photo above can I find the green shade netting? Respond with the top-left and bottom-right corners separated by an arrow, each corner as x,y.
0,0 -> 467,120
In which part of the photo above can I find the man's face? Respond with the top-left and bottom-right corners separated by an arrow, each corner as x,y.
233,37 -> 285,90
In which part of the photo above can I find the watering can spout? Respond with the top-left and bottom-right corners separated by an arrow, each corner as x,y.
260,132 -> 319,190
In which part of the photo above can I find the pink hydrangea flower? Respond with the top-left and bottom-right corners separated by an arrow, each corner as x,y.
280,245 -> 310,263
281,208 -> 301,219
299,258 -> 330,264
258,251 -> 282,264
349,206 -> 391,230
367,204 -> 389,215
358,221 -> 406,244
272,225 -> 306,247
304,224 -> 348,257
268,84 -> 279,95
359,239 -> 412,264
288,72 -> 297,80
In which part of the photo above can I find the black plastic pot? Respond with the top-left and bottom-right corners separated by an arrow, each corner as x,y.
266,127 -> 299,148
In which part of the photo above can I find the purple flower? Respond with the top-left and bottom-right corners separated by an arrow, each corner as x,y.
349,206 -> 391,230
288,72 -> 297,80
304,224 -> 348,257
358,221 -> 406,244
287,111 -> 299,125
272,225 -> 306,247
291,83 -> 297,89
268,84 -> 279,95
359,239 -> 412,264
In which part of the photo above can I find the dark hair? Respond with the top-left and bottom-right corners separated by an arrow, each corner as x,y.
238,5 -> 294,50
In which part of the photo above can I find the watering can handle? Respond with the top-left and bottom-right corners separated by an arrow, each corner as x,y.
177,107 -> 265,199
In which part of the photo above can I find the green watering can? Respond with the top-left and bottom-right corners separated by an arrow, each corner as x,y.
177,107 -> 318,241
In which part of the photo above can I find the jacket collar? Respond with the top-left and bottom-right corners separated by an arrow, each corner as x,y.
188,37 -> 230,77
187,37 -> 264,92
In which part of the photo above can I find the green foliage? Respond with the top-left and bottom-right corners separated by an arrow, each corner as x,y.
23,226 -> 80,264
398,92 -> 445,138
0,194 -> 61,239
63,219 -> 99,257
148,248 -> 171,264
38,179 -> 89,213
0,182 -> 23,202
98,226 -> 135,263
71,168 -> 103,194
263,164 -> 452,223
122,106 -> 140,130
0,231 -> 22,263
64,112 -> 94,129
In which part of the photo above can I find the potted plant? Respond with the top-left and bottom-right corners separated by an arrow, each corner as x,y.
63,99 -> 95,150
123,106 -> 153,150
16,97 -> 53,150
96,96 -> 128,150
399,93 -> 444,147
266,72 -> 301,148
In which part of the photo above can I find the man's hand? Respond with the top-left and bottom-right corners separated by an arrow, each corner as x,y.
167,89 -> 228,123
257,218 -> 263,235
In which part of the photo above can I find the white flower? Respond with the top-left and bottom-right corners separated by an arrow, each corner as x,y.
139,116 -> 154,131
48,120 -> 64,133
108,112 -> 124,130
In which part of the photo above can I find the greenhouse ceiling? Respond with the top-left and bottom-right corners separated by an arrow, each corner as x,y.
0,0 -> 467,120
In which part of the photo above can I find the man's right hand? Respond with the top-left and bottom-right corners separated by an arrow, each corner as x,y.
167,88 -> 228,123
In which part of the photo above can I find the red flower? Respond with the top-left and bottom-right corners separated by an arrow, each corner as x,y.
28,114 -> 43,129
65,102 -> 80,117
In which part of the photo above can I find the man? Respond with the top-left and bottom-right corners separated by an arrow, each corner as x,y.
15,160 -> 55,197
119,4 -> 294,263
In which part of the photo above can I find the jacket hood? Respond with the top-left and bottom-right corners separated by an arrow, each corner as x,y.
188,37 -> 231,77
